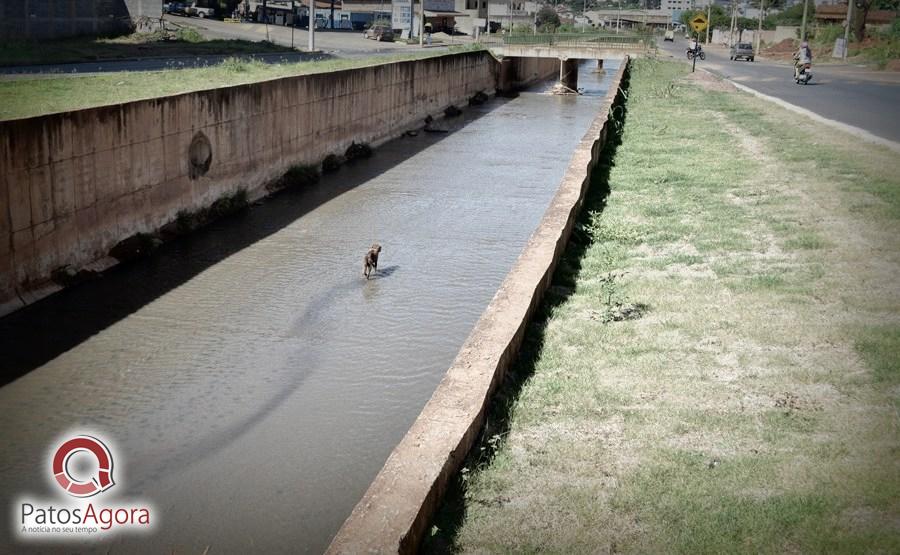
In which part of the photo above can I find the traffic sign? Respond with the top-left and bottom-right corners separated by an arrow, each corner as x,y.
690,14 -> 708,33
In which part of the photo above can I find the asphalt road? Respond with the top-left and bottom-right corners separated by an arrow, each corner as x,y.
0,15 -> 461,75
659,38 -> 900,144
174,14 -> 463,58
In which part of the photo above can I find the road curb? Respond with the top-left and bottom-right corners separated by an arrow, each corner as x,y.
701,67 -> 900,154
325,60 -> 631,554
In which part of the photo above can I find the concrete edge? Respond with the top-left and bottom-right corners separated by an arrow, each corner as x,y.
701,68 -> 900,154
326,58 -> 631,555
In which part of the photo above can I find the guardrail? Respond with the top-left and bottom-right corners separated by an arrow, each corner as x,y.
479,32 -> 655,49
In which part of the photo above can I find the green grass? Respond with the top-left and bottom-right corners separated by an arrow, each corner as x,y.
426,59 -> 900,554
855,325 -> 900,385
0,45 -> 483,121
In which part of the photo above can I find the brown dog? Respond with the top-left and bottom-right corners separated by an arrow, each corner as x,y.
363,243 -> 382,279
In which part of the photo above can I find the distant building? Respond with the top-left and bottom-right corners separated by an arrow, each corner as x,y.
0,0 -> 162,40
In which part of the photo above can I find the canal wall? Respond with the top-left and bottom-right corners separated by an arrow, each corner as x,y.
327,58 -> 631,555
0,51 -> 557,316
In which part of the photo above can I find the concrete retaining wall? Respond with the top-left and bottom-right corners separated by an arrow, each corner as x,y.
0,51 -> 558,316
326,58 -> 631,555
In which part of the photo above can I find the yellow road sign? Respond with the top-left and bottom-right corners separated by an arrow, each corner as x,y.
690,14 -> 708,33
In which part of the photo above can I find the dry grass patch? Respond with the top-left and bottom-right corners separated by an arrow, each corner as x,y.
426,59 -> 900,554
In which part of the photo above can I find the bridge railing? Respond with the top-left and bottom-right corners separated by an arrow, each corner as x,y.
479,32 -> 656,50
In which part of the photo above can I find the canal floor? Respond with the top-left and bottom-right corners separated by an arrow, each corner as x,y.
0,61 -> 618,553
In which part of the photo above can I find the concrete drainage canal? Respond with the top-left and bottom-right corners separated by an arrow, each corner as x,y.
0,60 -> 620,554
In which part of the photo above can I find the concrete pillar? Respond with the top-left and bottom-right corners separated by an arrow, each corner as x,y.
498,58 -> 516,94
559,59 -> 578,91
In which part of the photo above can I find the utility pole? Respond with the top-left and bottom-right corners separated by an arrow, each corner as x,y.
755,0 -> 764,54
420,0 -> 425,46
291,0 -> 295,48
800,0 -> 809,41
729,0 -> 736,47
616,0 -> 621,34
308,0 -> 315,51
842,0 -> 852,59
705,1 -> 711,44
583,0 -> 587,32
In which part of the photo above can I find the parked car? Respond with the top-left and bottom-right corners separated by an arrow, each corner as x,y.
664,29 -> 675,42
164,2 -> 187,15
730,42 -> 755,61
186,2 -> 215,18
364,25 -> 394,42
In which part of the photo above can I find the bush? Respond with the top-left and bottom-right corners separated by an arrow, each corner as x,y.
812,25 -> 845,45
175,27 -> 205,43
321,154 -> 341,172
219,57 -> 244,72
283,164 -> 320,186
883,18 -> 900,40
345,141 -> 373,161
859,38 -> 900,68
535,6 -> 560,30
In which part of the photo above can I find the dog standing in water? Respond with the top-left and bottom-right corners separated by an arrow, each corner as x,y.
363,243 -> 382,279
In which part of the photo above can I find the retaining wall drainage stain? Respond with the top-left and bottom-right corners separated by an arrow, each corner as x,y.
0,61 -> 618,554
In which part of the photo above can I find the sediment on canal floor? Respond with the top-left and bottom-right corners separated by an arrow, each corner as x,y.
326,58 -> 632,555
0,52 -> 558,317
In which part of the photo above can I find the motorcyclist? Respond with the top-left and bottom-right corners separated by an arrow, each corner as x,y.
793,41 -> 812,79
687,37 -> 701,58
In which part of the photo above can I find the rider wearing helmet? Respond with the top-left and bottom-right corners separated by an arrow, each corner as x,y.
793,41 -> 812,79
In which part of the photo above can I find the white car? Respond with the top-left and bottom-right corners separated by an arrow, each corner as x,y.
186,3 -> 215,18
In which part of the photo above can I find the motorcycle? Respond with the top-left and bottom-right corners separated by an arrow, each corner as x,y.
686,47 -> 705,61
794,63 -> 812,85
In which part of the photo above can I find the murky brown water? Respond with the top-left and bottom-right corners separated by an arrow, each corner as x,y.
0,61 -> 618,553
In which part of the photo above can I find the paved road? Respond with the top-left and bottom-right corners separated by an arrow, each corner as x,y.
175,14 -> 464,58
659,38 -> 900,143
0,15 -> 461,75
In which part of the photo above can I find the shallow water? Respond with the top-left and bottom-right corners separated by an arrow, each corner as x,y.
0,61 -> 618,553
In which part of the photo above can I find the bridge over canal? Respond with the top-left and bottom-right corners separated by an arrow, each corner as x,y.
484,32 -> 655,90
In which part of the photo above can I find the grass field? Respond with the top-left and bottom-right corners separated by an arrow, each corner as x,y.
0,46 -> 480,121
426,59 -> 900,554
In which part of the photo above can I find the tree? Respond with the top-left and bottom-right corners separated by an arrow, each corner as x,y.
765,2 -> 809,27
748,0 -> 784,50
851,0 -> 896,41
536,6 -> 561,31
681,6 -> 729,31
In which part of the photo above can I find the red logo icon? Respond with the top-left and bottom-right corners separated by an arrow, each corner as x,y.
52,436 -> 115,498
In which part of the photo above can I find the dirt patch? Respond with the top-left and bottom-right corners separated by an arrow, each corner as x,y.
681,70 -> 737,92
